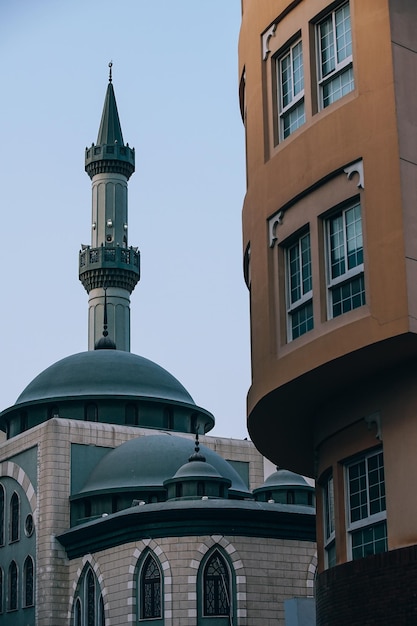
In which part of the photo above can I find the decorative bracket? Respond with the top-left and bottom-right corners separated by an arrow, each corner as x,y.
344,159 -> 364,189
262,23 -> 277,60
268,210 -> 284,248
364,412 -> 382,440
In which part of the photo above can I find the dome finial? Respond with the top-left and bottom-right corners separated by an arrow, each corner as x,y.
108,61 -> 113,83
189,429 -> 206,462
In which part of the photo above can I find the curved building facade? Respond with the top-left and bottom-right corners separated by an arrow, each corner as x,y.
239,0 -> 417,622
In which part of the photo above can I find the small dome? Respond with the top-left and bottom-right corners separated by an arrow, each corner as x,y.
171,460 -> 223,480
15,350 -> 196,406
73,434 -> 251,499
261,468 -> 312,490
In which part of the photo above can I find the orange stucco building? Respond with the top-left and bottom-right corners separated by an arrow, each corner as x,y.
239,0 -> 417,622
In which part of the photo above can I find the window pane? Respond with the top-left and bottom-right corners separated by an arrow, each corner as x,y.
331,274 -> 365,317
283,102 -> 305,138
351,521 -> 387,560
345,204 -> 363,269
319,16 -> 335,77
323,66 -> 354,107
292,41 -> 304,95
291,301 -> 314,340
335,3 -> 352,63
289,243 -> 301,303
280,53 -> 293,108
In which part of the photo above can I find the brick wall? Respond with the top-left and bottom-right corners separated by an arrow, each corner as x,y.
316,545 -> 417,625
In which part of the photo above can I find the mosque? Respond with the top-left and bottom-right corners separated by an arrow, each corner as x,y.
0,66 -> 316,626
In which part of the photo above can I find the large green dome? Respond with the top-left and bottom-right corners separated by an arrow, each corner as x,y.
15,350 -> 195,406
73,434 -> 251,499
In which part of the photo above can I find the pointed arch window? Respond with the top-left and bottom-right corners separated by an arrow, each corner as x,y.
203,551 -> 230,617
74,598 -> 82,626
99,594 -> 105,626
23,556 -> 34,607
87,568 -> 96,626
10,492 -> 19,542
0,484 -> 4,546
140,553 -> 162,620
72,565 -> 104,626
8,560 -> 18,611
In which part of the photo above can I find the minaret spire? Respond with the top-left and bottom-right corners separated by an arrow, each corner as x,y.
79,64 -> 140,352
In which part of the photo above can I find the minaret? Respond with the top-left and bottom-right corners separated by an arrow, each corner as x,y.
79,63 -> 140,351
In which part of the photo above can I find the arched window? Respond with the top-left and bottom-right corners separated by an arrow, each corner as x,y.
139,553 -> 162,620
0,567 -> 3,614
23,555 -> 34,607
202,551 -> 231,618
74,598 -> 82,626
87,568 -> 95,626
0,484 -> 4,546
10,492 -> 19,542
8,560 -> 18,611
72,565 -> 104,626
99,594 -> 105,626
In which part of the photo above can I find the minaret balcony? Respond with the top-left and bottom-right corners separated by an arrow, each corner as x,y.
79,245 -> 140,292
85,143 -> 135,179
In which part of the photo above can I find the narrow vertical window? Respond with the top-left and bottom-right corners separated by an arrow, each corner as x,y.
125,403 -> 138,425
74,598 -> 82,626
203,551 -> 230,617
87,568 -> 95,626
99,594 -> 105,626
326,201 -> 364,318
10,492 -> 19,542
23,556 -> 34,607
285,230 -> 313,340
8,561 -> 18,611
141,554 -> 161,619
277,38 -> 305,139
346,450 -> 387,560
317,2 -> 354,108
85,404 -> 98,422
0,485 -> 4,546
163,406 -> 174,430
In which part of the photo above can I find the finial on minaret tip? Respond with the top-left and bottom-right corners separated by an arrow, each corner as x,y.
108,61 -> 113,83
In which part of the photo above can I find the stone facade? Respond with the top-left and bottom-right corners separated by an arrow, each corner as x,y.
0,419 -> 316,625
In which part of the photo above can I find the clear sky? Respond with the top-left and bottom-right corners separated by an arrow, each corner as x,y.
0,1 -> 251,439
